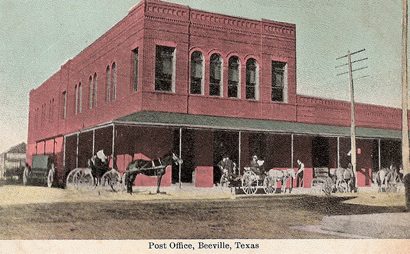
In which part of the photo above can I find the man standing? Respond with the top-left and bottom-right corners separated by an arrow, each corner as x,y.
296,159 -> 304,188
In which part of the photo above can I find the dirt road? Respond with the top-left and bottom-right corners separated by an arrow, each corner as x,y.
0,185 -> 405,239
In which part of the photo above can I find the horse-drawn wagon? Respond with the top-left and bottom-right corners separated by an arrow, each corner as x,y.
219,160 -> 296,195
23,155 -> 55,187
65,150 -> 123,191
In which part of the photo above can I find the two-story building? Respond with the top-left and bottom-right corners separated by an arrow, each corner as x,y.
27,0 -> 402,187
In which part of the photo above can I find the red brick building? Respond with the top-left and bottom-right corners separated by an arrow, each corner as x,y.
27,0 -> 402,187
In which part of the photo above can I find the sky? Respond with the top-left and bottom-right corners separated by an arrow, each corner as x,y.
0,0 -> 404,153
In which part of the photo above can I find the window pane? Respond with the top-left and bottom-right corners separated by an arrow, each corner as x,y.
228,81 -> 238,98
133,48 -> 138,91
246,59 -> 257,100
89,76 -> 93,109
106,66 -> 111,102
272,62 -> 286,101
210,54 -> 221,96
112,63 -> 117,101
155,46 -> 174,91
190,51 -> 202,94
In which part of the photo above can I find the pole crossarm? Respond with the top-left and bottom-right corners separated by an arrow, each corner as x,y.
337,66 -> 368,76
335,58 -> 369,68
336,48 -> 366,60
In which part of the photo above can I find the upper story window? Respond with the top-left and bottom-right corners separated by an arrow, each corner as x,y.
228,56 -> 240,98
155,45 -> 175,92
78,83 -> 82,113
111,62 -> 117,101
190,51 -> 203,95
62,91 -> 67,119
89,76 -> 93,109
210,53 -> 222,96
246,58 -> 259,100
272,61 -> 287,102
132,48 -> 139,91
106,66 -> 111,102
74,84 -> 78,115
93,73 -> 98,107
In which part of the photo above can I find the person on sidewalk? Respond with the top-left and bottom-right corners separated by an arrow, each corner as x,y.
296,159 -> 304,188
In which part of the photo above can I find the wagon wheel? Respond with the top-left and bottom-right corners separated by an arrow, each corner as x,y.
22,167 -> 29,186
75,169 -> 94,190
311,179 -> 324,195
47,168 -> 55,188
102,169 -> 122,192
241,171 -> 257,195
263,177 -> 275,194
65,168 -> 79,189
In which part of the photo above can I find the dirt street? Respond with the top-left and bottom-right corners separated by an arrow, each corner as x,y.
0,185 -> 405,239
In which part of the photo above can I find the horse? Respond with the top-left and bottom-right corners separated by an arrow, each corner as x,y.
375,167 -> 399,192
265,168 -> 296,193
332,167 -> 355,193
88,150 -> 111,187
124,152 -> 183,194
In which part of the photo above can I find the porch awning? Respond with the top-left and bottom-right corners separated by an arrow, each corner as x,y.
114,111 -> 401,139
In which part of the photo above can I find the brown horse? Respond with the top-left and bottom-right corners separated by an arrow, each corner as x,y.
124,152 -> 183,194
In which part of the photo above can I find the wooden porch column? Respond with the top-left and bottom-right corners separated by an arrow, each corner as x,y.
378,139 -> 381,170
337,136 -> 340,168
92,129 -> 95,155
63,136 -> 66,169
291,134 -> 294,168
179,128 -> 182,188
238,131 -> 242,175
75,133 -> 79,168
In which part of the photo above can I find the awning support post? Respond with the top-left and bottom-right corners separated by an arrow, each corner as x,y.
112,124 -> 115,164
76,133 -> 79,168
179,128 -> 182,189
337,136 -> 340,168
378,139 -> 381,171
92,129 -> 95,155
291,134 -> 294,168
238,131 -> 242,175
63,136 -> 66,169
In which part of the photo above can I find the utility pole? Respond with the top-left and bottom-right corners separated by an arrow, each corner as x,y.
336,49 -> 368,190
402,0 -> 409,176
401,0 -> 410,211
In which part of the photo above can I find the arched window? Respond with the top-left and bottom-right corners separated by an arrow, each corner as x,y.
74,84 -> 78,114
78,82 -> 82,113
246,58 -> 259,100
106,65 -> 111,102
89,76 -> 93,109
190,51 -> 203,94
93,73 -> 98,107
111,62 -> 117,101
228,56 -> 240,98
210,53 -> 222,96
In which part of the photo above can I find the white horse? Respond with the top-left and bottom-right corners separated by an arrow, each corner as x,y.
265,168 -> 296,193
375,168 -> 399,192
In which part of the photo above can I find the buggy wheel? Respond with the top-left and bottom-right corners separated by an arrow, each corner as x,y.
76,170 -> 94,190
263,177 -> 275,194
102,170 -> 122,192
66,169 -> 79,189
22,168 -> 28,186
47,169 -> 54,188
241,171 -> 257,195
